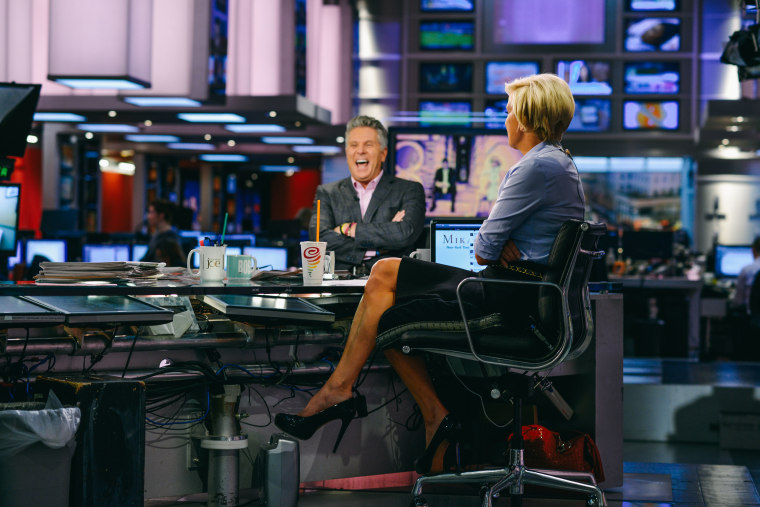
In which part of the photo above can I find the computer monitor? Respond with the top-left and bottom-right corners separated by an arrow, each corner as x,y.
25,239 -> 67,264
132,244 -> 149,262
0,183 -> 21,254
429,218 -> 486,272
82,244 -> 130,263
7,240 -> 21,269
714,245 -> 754,278
243,246 -> 289,271
621,230 -> 674,261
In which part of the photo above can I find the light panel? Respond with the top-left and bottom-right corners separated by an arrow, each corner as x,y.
260,165 -> 300,172
261,136 -> 314,145
124,97 -> 202,107
224,124 -> 286,133
125,135 -> 180,143
167,142 -> 215,150
33,112 -> 86,122
292,145 -> 342,154
54,78 -> 146,90
77,124 -> 139,133
178,113 -> 246,123
199,154 -> 249,162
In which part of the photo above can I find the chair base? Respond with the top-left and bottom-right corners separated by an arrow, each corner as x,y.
411,463 -> 606,507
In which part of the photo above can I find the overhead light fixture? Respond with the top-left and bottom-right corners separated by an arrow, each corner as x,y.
48,0 -> 152,89
260,165 -> 300,172
124,97 -> 202,107
261,136 -> 314,145
34,112 -> 86,122
177,113 -> 246,123
124,134 -> 180,143
26,135 -> 39,144
77,124 -> 139,133
200,154 -> 249,162
54,79 -> 147,90
292,145 -> 342,154
99,160 -> 136,175
224,124 -> 286,133
167,142 -> 215,150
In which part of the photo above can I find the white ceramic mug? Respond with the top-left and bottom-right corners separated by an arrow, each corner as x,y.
300,241 -> 326,286
187,245 -> 226,282
410,248 -> 431,262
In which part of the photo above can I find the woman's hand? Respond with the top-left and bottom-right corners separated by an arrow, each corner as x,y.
499,240 -> 521,266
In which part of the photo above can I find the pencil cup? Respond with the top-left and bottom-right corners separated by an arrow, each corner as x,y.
187,245 -> 226,282
300,241 -> 326,286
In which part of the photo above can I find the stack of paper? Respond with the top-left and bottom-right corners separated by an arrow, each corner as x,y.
35,261 -> 165,284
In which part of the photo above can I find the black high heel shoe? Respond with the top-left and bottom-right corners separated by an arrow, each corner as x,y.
274,394 -> 368,453
414,414 -> 462,474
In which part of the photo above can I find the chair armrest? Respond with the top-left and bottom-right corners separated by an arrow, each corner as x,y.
454,277 -> 572,371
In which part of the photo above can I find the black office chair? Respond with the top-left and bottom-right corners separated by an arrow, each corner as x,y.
378,220 -> 608,507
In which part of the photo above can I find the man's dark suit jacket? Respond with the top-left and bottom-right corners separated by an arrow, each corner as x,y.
308,173 -> 426,270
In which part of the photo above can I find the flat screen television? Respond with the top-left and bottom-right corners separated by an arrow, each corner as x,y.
418,101 -> 472,127
243,246 -> 289,270
489,0 -> 605,44
621,230 -> 674,260
0,83 -> 41,157
627,0 -> 679,11
419,21 -> 474,51
485,61 -> 540,95
483,99 -> 508,129
624,61 -> 680,94
714,245 -> 754,278
568,99 -> 611,132
0,183 -> 20,254
419,62 -> 473,93
25,239 -> 67,264
389,128 -> 522,217
625,18 -> 681,51
82,244 -> 130,263
555,60 -> 612,95
623,100 -> 679,130
420,0 -> 474,12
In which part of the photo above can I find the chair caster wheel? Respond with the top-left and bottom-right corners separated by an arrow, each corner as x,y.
411,495 -> 428,507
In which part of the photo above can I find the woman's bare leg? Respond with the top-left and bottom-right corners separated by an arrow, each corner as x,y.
298,258 -> 401,417
384,349 -> 448,446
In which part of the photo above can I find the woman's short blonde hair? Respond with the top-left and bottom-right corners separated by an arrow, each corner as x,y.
505,73 -> 575,144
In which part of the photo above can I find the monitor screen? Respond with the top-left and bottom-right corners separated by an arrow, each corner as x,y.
623,100 -> 679,130
82,244 -> 130,263
627,0 -> 679,11
624,61 -> 680,93
625,18 -> 681,51
483,99 -> 508,129
714,245 -> 754,278
7,240 -> 21,269
485,61 -> 540,95
0,83 -> 41,157
419,62 -> 473,93
568,99 -> 611,132
0,183 -> 20,254
419,21 -> 474,50
621,230 -> 674,260
243,246 -> 289,270
419,101 -> 472,127
132,244 -> 149,262
390,128 -> 522,217
420,0 -> 474,12
555,60 -> 612,95
490,0 -> 605,44
25,239 -> 67,264
430,218 -> 486,272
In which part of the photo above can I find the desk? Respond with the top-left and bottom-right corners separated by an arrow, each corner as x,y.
611,276 -> 703,359
0,282 -> 624,495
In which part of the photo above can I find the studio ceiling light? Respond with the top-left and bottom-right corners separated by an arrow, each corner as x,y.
178,113 -> 246,123
124,97 -> 202,107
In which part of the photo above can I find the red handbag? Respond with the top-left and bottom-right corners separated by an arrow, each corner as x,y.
508,425 -> 605,483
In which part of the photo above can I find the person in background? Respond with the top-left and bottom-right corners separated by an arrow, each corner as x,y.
309,115 -> 426,274
732,236 -> 760,313
277,74 -> 584,473
430,157 -> 458,213
140,199 -> 185,266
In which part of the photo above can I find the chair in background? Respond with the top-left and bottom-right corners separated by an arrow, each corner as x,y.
378,220 -> 607,507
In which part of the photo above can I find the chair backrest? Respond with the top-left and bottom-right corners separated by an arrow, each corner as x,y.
537,220 -> 607,360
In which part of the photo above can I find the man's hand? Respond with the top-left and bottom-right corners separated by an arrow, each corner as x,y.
392,210 -> 406,222
499,240 -> 521,266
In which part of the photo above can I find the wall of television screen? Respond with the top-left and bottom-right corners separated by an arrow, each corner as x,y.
408,0 -> 693,135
